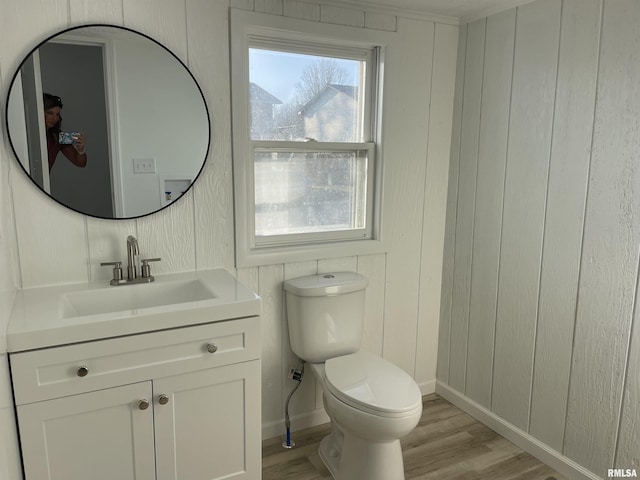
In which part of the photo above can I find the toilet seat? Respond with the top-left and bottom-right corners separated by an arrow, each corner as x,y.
324,351 -> 422,418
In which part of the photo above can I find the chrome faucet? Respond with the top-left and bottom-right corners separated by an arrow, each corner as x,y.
100,236 -> 161,286
127,235 -> 139,280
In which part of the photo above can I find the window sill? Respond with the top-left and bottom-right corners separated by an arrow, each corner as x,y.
235,237 -> 387,268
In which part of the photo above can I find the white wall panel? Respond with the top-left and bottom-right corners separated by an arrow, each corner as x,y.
87,218 -> 138,281
123,0 -> 188,62
357,254 -> 386,357
69,0 -> 124,24
491,0 -> 560,430
465,8 -> 514,409
436,24 -> 467,385
529,0 -> 601,452
255,0 -> 283,15
440,0 -> 640,478
564,0 -> 640,472
415,22 -> 458,392
381,17 -> 434,377
320,4 -> 364,27
283,0 -> 320,21
257,264 -> 285,425
189,0 -> 236,271
449,18 -> 484,393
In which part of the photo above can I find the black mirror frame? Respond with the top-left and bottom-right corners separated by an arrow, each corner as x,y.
4,23 -> 211,220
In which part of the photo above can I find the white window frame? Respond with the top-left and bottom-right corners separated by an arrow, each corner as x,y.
231,9 -> 392,267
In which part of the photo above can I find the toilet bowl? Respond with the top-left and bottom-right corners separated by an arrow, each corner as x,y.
309,352 -> 422,480
283,272 -> 422,480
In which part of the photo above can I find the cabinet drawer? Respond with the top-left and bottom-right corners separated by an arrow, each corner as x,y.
11,316 -> 260,405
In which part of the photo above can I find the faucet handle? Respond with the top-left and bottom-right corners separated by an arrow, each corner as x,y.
140,258 -> 161,279
100,261 -> 124,285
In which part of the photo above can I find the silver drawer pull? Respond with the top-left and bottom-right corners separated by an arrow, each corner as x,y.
76,366 -> 89,377
138,399 -> 150,410
206,343 -> 218,354
158,394 -> 169,405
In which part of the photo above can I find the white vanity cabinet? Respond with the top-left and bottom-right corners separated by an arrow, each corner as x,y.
10,316 -> 261,480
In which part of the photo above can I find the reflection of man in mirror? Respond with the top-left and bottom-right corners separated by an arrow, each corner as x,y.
43,93 -> 87,171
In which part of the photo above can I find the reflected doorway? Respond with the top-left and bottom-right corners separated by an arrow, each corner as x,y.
39,41 -> 114,217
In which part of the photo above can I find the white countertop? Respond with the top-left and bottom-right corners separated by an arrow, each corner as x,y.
7,269 -> 261,352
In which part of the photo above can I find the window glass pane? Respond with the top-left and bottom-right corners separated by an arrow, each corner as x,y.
249,48 -> 364,142
254,151 -> 367,236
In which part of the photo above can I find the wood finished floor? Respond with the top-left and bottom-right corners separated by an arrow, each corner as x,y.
262,394 -> 567,480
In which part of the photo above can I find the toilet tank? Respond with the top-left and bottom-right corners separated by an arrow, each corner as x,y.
283,272 -> 369,363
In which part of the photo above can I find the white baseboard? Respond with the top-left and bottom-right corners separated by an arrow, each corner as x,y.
262,408 -> 331,440
435,382 -> 602,480
418,379 -> 436,395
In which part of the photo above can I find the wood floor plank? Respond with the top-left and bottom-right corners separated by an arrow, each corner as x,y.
262,394 -> 566,480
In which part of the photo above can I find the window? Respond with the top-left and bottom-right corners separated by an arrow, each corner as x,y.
231,10 -> 390,266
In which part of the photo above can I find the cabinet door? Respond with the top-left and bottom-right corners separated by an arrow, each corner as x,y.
154,360 -> 261,480
17,382 -> 156,480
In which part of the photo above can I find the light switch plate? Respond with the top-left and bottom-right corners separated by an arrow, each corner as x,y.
133,158 -> 156,174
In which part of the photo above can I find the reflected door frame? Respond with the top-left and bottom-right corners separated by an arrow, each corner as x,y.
19,51 -> 51,193
49,34 -> 124,217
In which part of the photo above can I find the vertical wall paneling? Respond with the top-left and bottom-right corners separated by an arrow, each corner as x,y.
1,0 -> 89,288
415,22 -> 458,391
0,3 -> 22,475
381,17 -> 434,376
465,8 -> 515,409
230,0 -> 254,12
436,24 -> 467,384
258,264 -> 285,425
364,12 -> 396,32
122,0 -> 188,62
492,0 -> 560,430
440,0 -> 640,478
448,18 -> 485,393
282,0 -> 320,22
188,0 -> 236,271
255,0 -> 283,16
564,0 -> 640,473
87,218 -> 138,281
13,174 -> 90,287
320,5 -> 364,27
317,256 -> 357,274
68,0 -> 124,24
528,0 -> 601,451
357,254 -> 386,357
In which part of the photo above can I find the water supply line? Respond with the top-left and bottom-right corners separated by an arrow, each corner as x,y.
282,361 -> 305,449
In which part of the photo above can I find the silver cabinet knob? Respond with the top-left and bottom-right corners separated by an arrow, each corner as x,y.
158,394 -> 169,405
138,399 -> 150,410
76,366 -> 89,377
206,343 -> 218,353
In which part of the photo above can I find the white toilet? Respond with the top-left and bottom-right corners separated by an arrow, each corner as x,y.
284,272 -> 423,480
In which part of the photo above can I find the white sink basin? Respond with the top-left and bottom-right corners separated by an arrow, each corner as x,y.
7,269 -> 261,352
60,278 -> 217,318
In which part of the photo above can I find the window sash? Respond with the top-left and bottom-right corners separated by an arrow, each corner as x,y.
249,142 -> 375,248
247,37 -> 379,144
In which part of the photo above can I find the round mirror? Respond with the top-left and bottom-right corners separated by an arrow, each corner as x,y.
5,24 -> 210,219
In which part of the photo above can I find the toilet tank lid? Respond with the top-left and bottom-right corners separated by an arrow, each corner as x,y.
283,272 -> 368,297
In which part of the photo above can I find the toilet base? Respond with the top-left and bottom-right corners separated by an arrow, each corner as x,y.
318,432 -> 406,480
